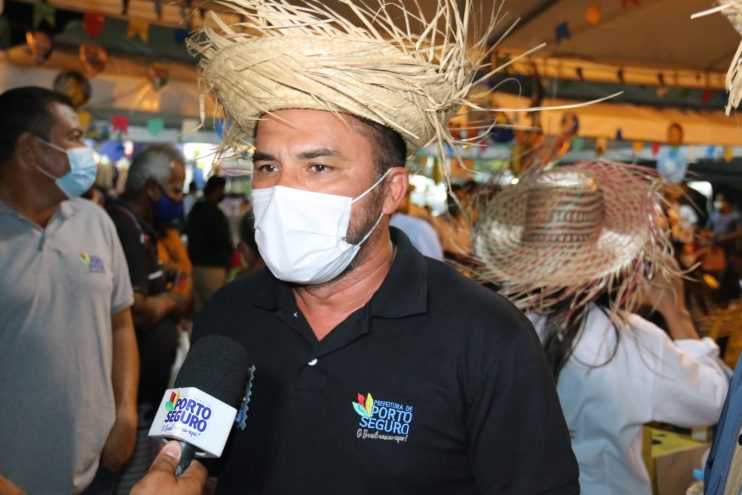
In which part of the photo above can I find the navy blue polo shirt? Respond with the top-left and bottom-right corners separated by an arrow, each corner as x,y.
194,228 -> 579,494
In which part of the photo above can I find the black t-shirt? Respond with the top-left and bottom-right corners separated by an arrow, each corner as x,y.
108,203 -> 177,414
185,200 -> 233,268
193,228 -> 579,494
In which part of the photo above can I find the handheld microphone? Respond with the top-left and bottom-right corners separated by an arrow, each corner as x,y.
148,335 -> 249,475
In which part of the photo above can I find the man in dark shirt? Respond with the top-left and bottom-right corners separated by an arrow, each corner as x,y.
132,1 -> 579,493
107,144 -> 188,493
185,175 -> 232,313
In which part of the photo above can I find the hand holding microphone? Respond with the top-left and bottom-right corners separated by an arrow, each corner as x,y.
131,441 -> 207,495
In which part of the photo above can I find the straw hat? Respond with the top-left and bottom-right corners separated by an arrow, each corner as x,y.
474,161 -> 673,315
187,0 -> 498,161
720,1 -> 742,113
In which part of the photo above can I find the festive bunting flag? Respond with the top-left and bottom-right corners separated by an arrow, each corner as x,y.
571,137 -> 584,151
555,21 -> 570,43
181,118 -> 200,135
687,146 -> 697,162
77,111 -> 91,129
112,115 -> 129,134
121,0 -> 130,15
83,13 -> 105,39
677,88 -> 692,99
724,147 -> 734,163
615,128 -> 623,141
616,68 -> 625,84
174,28 -> 190,44
215,119 -> 224,138
153,0 -> 162,20
651,142 -> 660,156
657,73 -> 665,87
147,117 -> 164,136
701,89 -> 714,105
595,137 -> 607,156
33,2 -> 55,28
575,67 -> 584,81
632,141 -> 644,154
706,146 -> 717,159
585,4 -> 602,26
127,19 -> 149,43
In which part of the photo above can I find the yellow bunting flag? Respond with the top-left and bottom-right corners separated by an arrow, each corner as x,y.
127,19 -> 149,43
76,111 -> 91,129
724,146 -> 734,163
585,4 -> 602,26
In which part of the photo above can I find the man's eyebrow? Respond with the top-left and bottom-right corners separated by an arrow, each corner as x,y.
297,148 -> 341,160
252,151 -> 276,162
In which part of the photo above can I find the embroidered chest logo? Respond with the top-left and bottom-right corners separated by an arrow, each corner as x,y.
80,253 -> 105,273
353,392 -> 413,444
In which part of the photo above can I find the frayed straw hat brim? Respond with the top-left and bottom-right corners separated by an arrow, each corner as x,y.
473,161 -> 672,316
188,0 -> 494,162
477,164 -> 651,287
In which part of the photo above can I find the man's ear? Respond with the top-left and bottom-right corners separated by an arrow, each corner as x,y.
382,167 -> 409,215
16,132 -> 39,169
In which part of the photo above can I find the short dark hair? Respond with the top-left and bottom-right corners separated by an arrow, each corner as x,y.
353,116 -> 407,178
204,175 -> 227,195
0,87 -> 75,166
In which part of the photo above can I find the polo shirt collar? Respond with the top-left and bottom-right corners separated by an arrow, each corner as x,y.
254,227 -> 428,319
0,197 -> 79,222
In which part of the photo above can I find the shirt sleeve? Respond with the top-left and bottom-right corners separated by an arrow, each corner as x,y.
107,216 -> 134,314
645,320 -> 729,426
466,321 -> 580,494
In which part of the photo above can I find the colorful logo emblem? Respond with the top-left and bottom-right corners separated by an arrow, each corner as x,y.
353,392 -> 414,443
353,393 -> 374,418
80,252 -> 105,273
165,390 -> 180,411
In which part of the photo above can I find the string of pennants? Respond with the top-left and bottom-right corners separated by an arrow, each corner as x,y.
554,1 -> 641,43
76,113 -> 224,143
490,0 -> 725,107
1,0 -> 190,82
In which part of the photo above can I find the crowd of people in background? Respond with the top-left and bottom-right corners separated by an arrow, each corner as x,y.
1,85 -> 741,495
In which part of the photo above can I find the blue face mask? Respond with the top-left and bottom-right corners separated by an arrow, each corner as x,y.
35,137 -> 97,198
153,191 -> 184,225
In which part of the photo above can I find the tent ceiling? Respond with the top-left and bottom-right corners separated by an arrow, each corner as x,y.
494,0 -> 739,73
20,0 -> 739,74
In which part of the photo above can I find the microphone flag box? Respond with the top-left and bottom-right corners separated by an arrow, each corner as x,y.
149,387 -> 237,457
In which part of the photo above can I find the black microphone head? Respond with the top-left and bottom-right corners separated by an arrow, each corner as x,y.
174,335 -> 249,408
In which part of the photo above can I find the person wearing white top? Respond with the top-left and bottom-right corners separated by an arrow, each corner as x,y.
530,301 -> 728,494
472,161 -> 730,495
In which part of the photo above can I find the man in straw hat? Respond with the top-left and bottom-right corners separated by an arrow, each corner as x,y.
474,161 -> 728,494
132,0 -> 579,493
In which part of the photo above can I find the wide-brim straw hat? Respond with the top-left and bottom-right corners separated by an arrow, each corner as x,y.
474,161 -> 673,316
187,0 -> 497,161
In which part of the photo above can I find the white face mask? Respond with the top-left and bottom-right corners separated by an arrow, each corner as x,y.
251,169 -> 391,284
